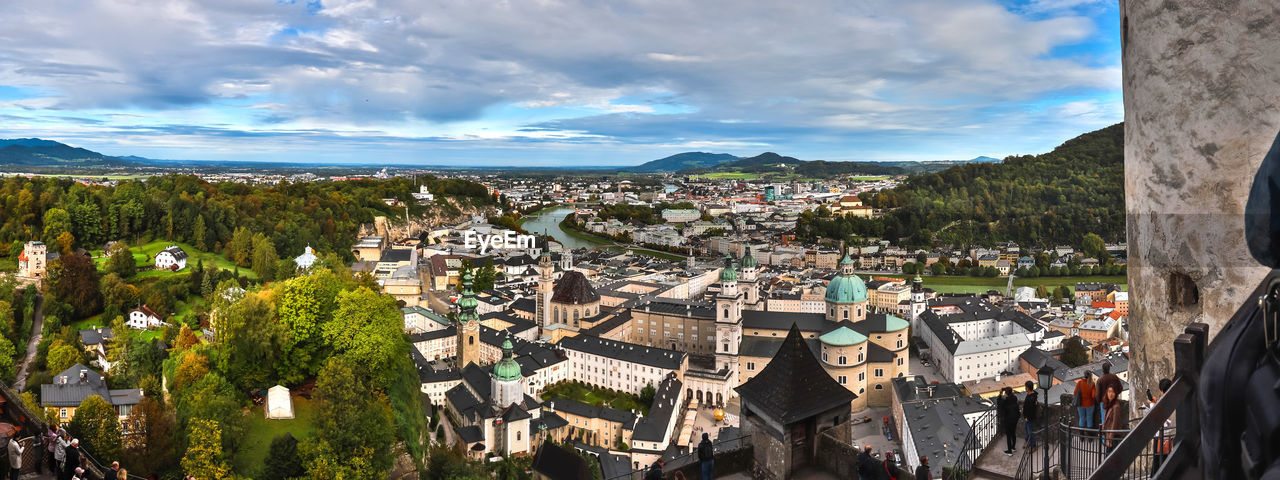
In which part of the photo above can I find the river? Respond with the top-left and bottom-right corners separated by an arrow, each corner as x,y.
519,206 -> 601,250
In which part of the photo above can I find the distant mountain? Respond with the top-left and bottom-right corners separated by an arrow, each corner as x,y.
677,151 -> 908,177
627,152 -> 740,172
0,139 -> 131,167
969,155 -> 1002,163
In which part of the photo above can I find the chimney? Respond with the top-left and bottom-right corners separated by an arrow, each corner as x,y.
79,371 -> 87,384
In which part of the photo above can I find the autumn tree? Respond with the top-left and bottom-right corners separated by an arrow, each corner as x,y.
55,231 -> 75,255
226,227 -> 254,268
46,341 -> 82,375
251,233 -> 279,281
0,337 -> 16,383
123,397 -> 179,478
175,324 -> 200,350
42,208 -> 72,244
68,395 -> 122,461
1082,232 -> 1108,261
172,352 -> 211,394
51,253 -> 102,317
182,418 -> 230,480
193,215 -> 207,251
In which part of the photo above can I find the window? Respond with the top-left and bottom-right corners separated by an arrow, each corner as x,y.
858,372 -> 865,381
837,375 -> 847,385
830,308 -> 835,317
858,353 -> 864,362
874,368 -> 884,377
517,432 -> 522,441
469,336 -> 475,345
60,408 -> 68,419
724,309 -> 729,318
723,343 -> 729,352
875,384 -> 884,390
897,340 -> 903,348
838,356 -> 847,365
843,310 -> 849,319
747,362 -> 756,371
897,358 -> 904,366
823,352 -> 828,361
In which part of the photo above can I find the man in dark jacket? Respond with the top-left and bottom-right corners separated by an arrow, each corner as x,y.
1023,380 -> 1040,449
999,387 -> 1021,455
915,456 -> 932,480
697,433 -> 714,480
62,439 -> 80,480
1095,362 -> 1122,427
880,451 -> 899,480
857,445 -> 876,480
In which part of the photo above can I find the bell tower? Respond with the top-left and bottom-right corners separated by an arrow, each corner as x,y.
715,254 -> 743,395
536,251 -> 554,328
456,270 -> 481,368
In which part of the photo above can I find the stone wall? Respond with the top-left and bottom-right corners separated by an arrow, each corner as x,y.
1122,0 -> 1277,409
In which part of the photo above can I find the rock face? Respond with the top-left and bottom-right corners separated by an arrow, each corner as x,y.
1122,0 -> 1276,404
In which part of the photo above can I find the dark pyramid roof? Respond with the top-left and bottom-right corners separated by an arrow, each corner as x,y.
531,442 -> 593,480
735,324 -> 855,424
552,270 -> 600,304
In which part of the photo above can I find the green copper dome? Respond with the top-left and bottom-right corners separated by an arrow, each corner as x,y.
741,253 -> 758,269
492,335 -> 522,382
457,270 -> 478,322
825,270 -> 868,304
840,253 -> 855,265
819,326 -> 868,347
719,254 -> 738,283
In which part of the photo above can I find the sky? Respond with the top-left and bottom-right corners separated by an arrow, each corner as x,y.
0,0 -> 1121,166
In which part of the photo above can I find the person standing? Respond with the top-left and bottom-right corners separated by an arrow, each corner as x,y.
697,433 -> 714,480
999,387 -> 1021,455
62,439 -> 80,480
1073,372 -> 1097,428
1095,362 -> 1122,427
1023,380 -> 1039,449
43,425 -> 56,475
54,432 -> 67,480
105,461 -> 120,480
1101,385 -> 1125,455
879,451 -> 899,480
915,456 -> 932,480
8,437 -> 24,480
857,445 -> 875,480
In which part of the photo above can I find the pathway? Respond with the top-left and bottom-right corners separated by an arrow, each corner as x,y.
14,293 -> 43,392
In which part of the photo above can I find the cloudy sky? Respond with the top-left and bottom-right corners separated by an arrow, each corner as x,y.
0,0 -> 1120,166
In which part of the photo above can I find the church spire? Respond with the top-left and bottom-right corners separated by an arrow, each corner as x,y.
457,269 -> 479,324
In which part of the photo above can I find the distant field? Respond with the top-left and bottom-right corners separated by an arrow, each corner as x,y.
92,240 -> 257,279
871,274 -> 1127,295
850,176 -> 890,181
695,171 -> 759,180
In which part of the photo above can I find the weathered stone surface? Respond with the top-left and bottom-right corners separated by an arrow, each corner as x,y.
1122,0 -> 1277,407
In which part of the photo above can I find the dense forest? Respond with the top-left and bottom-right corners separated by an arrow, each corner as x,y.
796,123 -> 1124,248
0,174 -> 494,264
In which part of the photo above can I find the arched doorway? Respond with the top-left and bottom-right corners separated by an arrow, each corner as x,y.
687,388 -> 693,400
696,391 -> 703,403
716,393 -> 723,405
705,390 -> 713,405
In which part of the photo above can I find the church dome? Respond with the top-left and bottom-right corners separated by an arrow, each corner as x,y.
825,270 -> 867,304
493,337 -> 523,382
741,253 -> 758,269
719,254 -> 738,283
457,270 -> 479,313
551,271 -> 600,304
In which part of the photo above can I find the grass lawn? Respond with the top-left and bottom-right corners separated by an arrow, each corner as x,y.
850,176 -> 890,181
234,397 -> 318,476
557,223 -> 616,246
540,382 -> 649,415
606,245 -> 687,262
171,296 -> 206,327
92,240 -> 257,279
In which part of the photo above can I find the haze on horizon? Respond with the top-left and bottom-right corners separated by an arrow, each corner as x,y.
0,0 -> 1120,167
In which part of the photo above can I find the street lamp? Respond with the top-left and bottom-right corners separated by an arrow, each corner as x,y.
1037,365 -> 1055,480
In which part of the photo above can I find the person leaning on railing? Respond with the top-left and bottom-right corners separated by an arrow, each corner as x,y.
1073,372 -> 1097,429
1101,385 -> 1124,455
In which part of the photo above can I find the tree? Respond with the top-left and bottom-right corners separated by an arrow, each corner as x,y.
1035,285 -> 1049,299
0,337 -> 16,383
182,418 -> 230,480
193,215 -> 207,251
68,395 -> 122,462
261,433 -> 305,480
275,271 -> 340,384
324,287 -> 405,388
251,233 -> 279,281
227,227 -> 254,268
175,324 -> 200,350
47,342 -> 81,375
640,383 -> 656,407
1062,336 -> 1091,367
1058,286 -> 1073,302
474,258 -> 499,292
42,208 -> 72,244
172,352 -> 211,394
1082,233 -> 1108,260
55,231 -> 75,255
105,242 -> 137,278
930,262 -> 947,276
215,292 -> 279,390
51,253 -> 102,317
313,357 -> 395,477
122,397 -> 179,479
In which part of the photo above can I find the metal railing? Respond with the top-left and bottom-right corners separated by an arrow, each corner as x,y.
1089,322 -> 1208,480
945,405 -> 998,480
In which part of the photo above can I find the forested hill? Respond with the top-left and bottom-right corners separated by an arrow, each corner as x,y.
796,123 -> 1124,248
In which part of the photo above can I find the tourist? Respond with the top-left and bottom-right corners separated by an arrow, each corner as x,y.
1023,380 -> 1039,449
70,467 -> 83,480
857,445 -> 876,480
1149,378 -> 1174,474
1102,385 -> 1125,454
8,436 -> 24,480
1073,371 -> 1097,428
1095,362 -> 1122,427
43,424 -> 56,474
54,431 -> 68,480
915,456 -> 931,480
105,461 -> 121,480
879,451 -> 899,480
697,432 -> 714,480
62,439 -> 80,480
117,468 -> 128,479
999,387 -> 1021,456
